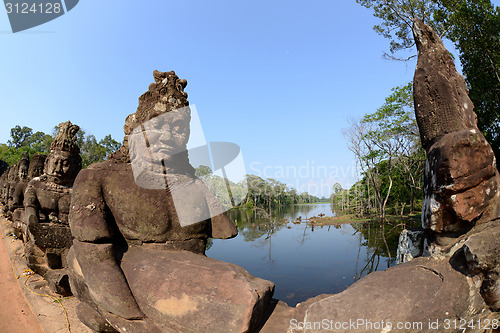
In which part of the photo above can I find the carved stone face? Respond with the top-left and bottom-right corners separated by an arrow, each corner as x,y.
148,112 -> 190,162
18,163 -> 28,180
44,151 -> 80,184
129,108 -> 191,166
31,165 -> 44,179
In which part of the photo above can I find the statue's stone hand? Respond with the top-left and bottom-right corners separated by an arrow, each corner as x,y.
211,213 -> 238,239
102,313 -> 162,333
73,241 -> 145,320
96,287 -> 145,320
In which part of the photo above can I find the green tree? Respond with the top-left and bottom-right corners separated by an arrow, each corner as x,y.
436,0 -> 500,160
81,135 -> 105,167
29,131 -> 53,153
330,183 -> 344,210
99,134 -> 121,154
364,83 -> 424,214
8,125 -> 33,148
344,83 -> 424,219
0,144 -> 38,166
80,134 -> 121,168
356,0 -> 445,58
2,124 -> 120,169
195,165 -> 213,178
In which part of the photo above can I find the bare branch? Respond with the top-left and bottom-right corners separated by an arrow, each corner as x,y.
382,52 -> 417,61
382,0 -> 413,29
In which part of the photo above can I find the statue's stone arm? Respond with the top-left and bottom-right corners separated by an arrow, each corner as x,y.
210,212 -> 238,239
9,183 -> 24,211
69,169 -> 144,320
71,241 -> 144,319
198,184 -> 238,239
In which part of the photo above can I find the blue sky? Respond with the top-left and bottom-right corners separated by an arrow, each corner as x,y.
1,1 -> 496,197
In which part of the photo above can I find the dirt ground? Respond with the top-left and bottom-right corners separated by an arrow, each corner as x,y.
0,223 -> 44,333
0,213 -> 92,333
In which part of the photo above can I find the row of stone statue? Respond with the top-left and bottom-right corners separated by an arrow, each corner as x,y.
1,121 -> 81,294
0,71 -> 274,333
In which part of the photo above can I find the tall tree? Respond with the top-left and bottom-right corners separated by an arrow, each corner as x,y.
3,124 -> 120,168
436,0 -> 500,160
8,125 -> 33,148
80,134 -> 121,168
365,83 -> 424,213
344,83 -> 424,219
356,0 -> 445,59
195,165 -> 213,178
29,131 -> 53,153
99,134 -> 121,153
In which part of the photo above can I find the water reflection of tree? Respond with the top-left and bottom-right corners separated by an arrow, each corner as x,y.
226,208 -> 290,263
351,219 -> 413,280
225,206 -> 412,274
254,222 -> 291,264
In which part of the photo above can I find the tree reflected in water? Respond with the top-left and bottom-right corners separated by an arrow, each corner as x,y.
207,204 -> 419,306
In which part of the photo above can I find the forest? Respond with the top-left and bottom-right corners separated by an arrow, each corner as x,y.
0,125 -> 121,169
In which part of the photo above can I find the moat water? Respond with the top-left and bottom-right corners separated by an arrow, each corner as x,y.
207,203 -> 408,306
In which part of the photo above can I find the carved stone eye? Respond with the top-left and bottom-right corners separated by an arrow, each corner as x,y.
159,87 -> 167,95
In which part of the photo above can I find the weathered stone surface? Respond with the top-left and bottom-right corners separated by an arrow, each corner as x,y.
69,70 -> 272,332
27,154 -> 47,180
258,299 -> 295,333
10,153 -> 46,237
76,302 -> 118,333
45,268 -> 72,296
413,20 -> 477,150
29,223 -> 73,249
413,18 -> 500,236
3,164 -> 19,216
296,257 -> 487,333
114,70 -> 190,162
119,247 -> 273,333
25,240 -> 48,275
69,246 -> 274,333
0,168 -> 9,205
462,222 -> 500,311
407,18 -> 500,319
1,154 -> 30,237
422,129 -> 500,234
8,154 -> 45,230
23,121 -> 82,295
7,152 -> 29,210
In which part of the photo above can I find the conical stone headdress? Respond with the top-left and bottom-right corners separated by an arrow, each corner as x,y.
51,121 -> 80,155
112,70 -> 190,162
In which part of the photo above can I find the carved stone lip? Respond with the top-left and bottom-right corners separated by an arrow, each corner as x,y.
151,146 -> 176,154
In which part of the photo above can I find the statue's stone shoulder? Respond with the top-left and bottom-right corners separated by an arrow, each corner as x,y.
25,177 -> 42,193
86,160 -> 130,173
72,161 -> 130,188
73,161 -> 132,196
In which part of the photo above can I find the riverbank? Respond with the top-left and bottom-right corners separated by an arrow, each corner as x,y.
308,213 -> 421,226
